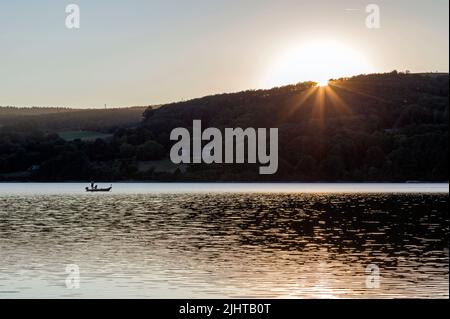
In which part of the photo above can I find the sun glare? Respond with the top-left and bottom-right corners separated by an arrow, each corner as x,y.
264,40 -> 372,88
317,79 -> 329,87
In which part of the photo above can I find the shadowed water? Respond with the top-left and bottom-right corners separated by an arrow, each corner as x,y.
0,184 -> 448,298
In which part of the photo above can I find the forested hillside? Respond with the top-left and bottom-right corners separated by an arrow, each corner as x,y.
0,72 -> 448,182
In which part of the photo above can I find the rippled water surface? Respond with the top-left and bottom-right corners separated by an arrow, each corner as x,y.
0,184 -> 448,298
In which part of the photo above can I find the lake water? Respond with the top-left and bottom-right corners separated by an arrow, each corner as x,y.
0,183 -> 448,298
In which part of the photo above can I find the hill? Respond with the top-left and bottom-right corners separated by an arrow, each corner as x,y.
0,72 -> 448,181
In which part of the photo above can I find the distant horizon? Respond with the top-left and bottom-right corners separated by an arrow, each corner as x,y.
1,71 -> 449,109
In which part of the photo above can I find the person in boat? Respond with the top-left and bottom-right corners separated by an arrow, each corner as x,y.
87,182 -> 98,190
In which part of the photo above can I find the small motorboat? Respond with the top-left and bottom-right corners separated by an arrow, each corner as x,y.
85,185 -> 112,192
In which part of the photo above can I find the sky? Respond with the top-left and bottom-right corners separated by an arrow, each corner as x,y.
0,0 -> 448,108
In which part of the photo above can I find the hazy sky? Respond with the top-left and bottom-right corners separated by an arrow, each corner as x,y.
0,0 -> 448,108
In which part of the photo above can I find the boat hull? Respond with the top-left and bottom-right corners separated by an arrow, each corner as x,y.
85,187 -> 112,192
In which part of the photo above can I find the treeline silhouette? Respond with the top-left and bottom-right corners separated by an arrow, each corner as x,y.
0,106 -> 148,133
0,72 -> 448,181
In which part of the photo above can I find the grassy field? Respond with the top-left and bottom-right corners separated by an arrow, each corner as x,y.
58,130 -> 113,141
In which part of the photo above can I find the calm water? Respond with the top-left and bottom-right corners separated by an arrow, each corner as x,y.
0,183 -> 448,298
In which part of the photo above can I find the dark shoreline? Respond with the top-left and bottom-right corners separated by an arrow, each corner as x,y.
1,180 -> 448,184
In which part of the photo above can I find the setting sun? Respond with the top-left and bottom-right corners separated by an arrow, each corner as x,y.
316,79 -> 329,87
264,40 -> 373,88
